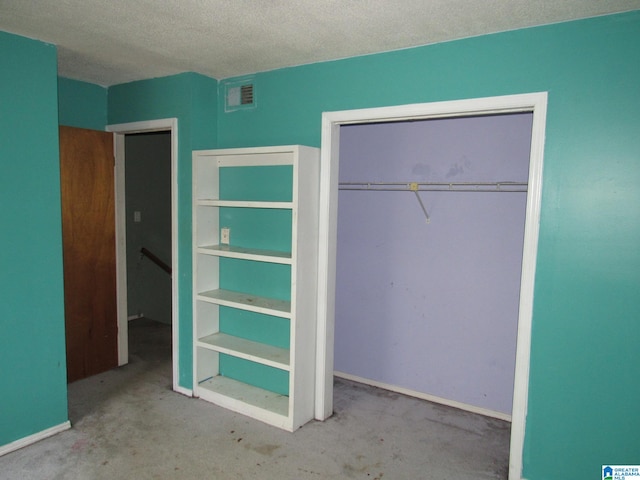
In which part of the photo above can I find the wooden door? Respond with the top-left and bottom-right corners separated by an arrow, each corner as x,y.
59,126 -> 118,383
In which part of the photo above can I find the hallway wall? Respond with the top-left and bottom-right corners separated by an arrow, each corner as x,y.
125,132 -> 172,325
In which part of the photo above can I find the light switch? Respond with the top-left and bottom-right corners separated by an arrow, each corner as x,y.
134,211 -> 141,223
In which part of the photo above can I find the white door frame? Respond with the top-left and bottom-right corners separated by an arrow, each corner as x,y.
316,93 -> 547,480
106,118 -> 183,394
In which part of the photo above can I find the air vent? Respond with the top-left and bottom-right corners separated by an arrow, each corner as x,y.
224,77 -> 257,112
240,84 -> 254,105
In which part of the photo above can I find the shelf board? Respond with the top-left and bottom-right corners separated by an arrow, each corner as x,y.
197,245 -> 292,264
198,333 -> 290,370
197,375 -> 290,420
197,199 -> 293,209
197,289 -> 291,318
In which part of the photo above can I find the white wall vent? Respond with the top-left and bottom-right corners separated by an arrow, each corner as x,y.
224,77 -> 256,112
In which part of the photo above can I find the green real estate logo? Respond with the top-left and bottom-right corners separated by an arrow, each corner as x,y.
603,465 -> 640,480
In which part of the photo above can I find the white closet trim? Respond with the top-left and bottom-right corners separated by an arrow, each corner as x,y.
317,92 -> 547,480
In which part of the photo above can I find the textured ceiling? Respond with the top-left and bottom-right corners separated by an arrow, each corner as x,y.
1,0 -> 639,86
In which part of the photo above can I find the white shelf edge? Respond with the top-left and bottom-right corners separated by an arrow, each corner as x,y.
195,145 -> 300,163
196,200 -> 293,209
196,376 -> 292,429
197,289 -> 292,318
197,245 -> 292,264
197,333 -> 290,370
217,157 -> 294,167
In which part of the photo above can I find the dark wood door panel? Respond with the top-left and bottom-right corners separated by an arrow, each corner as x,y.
59,126 -> 117,383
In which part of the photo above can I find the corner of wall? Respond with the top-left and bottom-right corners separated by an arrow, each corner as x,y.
190,72 -> 219,149
58,76 -> 108,130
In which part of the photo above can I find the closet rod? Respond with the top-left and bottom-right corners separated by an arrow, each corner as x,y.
338,181 -> 528,193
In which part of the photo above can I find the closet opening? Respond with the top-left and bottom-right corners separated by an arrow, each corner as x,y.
316,93 -> 547,480
334,112 -> 531,421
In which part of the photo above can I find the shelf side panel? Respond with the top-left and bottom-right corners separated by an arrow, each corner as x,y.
195,205 -> 219,249
193,155 -> 220,200
289,146 -> 321,427
196,347 -> 219,384
195,301 -> 219,340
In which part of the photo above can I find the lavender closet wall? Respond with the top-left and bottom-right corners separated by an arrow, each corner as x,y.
335,113 -> 533,415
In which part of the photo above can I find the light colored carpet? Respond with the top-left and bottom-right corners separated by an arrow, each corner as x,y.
0,318 -> 509,479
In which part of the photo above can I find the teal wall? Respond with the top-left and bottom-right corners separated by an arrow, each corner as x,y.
0,32 -> 68,446
58,77 -> 107,130
216,11 -> 640,479
108,72 -> 218,389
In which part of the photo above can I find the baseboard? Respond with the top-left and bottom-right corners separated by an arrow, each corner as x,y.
334,371 -> 512,422
0,421 -> 71,457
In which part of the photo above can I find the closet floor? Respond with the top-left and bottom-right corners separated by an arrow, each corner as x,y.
0,318 -> 510,479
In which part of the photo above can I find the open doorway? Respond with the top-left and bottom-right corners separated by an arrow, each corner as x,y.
107,118 -> 181,393
124,132 -> 172,324
316,93 -> 547,479
124,131 -> 173,369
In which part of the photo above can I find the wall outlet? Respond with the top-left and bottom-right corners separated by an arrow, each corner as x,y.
221,227 -> 230,245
